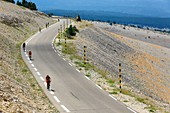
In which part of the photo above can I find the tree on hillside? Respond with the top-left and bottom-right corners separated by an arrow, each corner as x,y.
65,25 -> 79,38
16,0 -> 37,10
22,0 -> 26,5
76,15 -> 81,22
4,0 -> 15,4
28,2 -> 37,10
22,0 -> 28,7
16,0 -> 22,6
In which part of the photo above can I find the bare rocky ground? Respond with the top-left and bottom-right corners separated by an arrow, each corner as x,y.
0,1 -> 58,112
65,20 -> 170,112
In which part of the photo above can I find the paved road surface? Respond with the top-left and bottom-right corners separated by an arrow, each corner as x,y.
21,19 -> 136,113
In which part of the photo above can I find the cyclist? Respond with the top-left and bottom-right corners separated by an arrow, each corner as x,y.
23,42 -> 26,51
28,50 -> 32,60
39,27 -> 41,32
46,75 -> 51,90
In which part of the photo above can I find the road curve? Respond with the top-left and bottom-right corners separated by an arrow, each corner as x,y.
22,19 -> 136,113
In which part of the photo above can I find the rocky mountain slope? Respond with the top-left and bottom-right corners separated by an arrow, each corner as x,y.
0,1 -> 58,112
74,21 -> 170,112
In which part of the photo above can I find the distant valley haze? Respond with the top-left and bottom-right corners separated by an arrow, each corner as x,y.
16,0 -> 170,18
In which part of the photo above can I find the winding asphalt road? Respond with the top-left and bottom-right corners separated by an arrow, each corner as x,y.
21,19 -> 136,113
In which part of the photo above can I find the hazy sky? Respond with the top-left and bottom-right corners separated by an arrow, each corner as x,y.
18,0 -> 170,17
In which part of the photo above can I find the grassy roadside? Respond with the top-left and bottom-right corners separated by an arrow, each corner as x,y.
54,20 -> 168,113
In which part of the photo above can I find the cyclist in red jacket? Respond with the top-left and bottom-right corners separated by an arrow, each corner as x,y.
46,75 -> 51,90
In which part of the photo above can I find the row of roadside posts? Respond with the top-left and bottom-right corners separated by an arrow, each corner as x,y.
58,19 -> 122,93
58,19 -> 70,46
83,46 -> 122,93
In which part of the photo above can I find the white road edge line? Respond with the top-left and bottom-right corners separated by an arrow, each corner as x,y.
44,82 -> 46,87
37,72 -> 41,76
50,91 -> 54,95
58,54 -> 60,56
34,68 -> 37,71
63,58 -> 66,61
61,105 -> 70,112
127,107 -> 137,113
72,63 -> 75,66
96,84 -> 102,90
31,64 -> 34,67
76,69 -> 80,72
53,96 -> 60,103
54,50 -> 57,52
109,94 -> 117,101
85,76 -> 90,80
69,63 -> 72,66
40,77 -> 44,81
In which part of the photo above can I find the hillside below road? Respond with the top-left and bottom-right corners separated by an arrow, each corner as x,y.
74,21 -> 170,111
23,19 -> 134,113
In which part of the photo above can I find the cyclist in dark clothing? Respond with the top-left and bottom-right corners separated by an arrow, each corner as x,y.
46,75 -> 51,90
23,42 -> 26,51
28,50 -> 32,60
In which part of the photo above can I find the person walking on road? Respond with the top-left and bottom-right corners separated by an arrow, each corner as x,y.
23,42 -> 26,51
46,75 -> 51,90
28,50 -> 32,60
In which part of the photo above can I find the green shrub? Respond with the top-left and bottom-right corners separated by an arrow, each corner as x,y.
65,25 -> 79,38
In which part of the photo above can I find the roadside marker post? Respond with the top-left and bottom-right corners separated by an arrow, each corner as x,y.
60,25 -> 62,39
119,63 -> 122,93
58,28 -> 60,44
66,19 -> 68,28
84,46 -> 87,65
63,21 -> 65,30
65,38 -> 67,52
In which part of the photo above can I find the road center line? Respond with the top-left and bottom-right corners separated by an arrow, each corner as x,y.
85,76 -> 90,80
96,84 -> 102,90
127,107 -> 137,113
40,77 -> 44,81
61,105 -> 70,112
29,60 -> 32,64
53,96 -> 60,103
54,50 -> 57,52
109,94 -> 117,101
